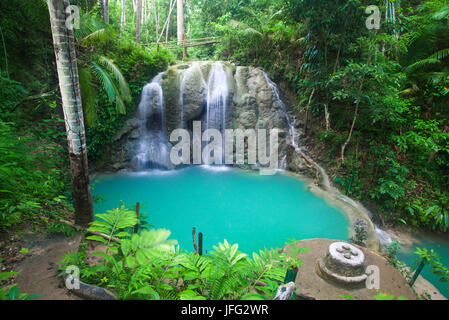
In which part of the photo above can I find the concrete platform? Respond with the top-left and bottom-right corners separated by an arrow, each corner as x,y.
284,239 -> 417,300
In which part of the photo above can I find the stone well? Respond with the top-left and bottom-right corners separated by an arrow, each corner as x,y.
283,239 -> 417,300
316,242 -> 368,287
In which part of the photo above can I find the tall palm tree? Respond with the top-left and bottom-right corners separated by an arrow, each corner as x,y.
47,0 -> 94,227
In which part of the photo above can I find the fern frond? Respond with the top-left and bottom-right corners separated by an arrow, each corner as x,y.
78,65 -> 97,127
227,20 -> 263,37
433,6 -> 449,20
90,61 -> 116,103
80,28 -> 112,46
404,58 -> 441,74
97,56 -> 131,103
429,48 -> 449,61
87,205 -> 138,243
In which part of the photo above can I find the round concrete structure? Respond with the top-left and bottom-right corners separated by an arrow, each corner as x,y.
282,239 -> 417,300
329,242 -> 365,267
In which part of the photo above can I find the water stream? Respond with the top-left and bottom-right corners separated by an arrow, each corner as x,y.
133,74 -> 172,169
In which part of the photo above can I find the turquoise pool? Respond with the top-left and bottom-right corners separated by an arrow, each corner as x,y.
91,166 -> 350,255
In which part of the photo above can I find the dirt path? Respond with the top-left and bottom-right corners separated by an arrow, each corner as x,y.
13,232 -> 83,300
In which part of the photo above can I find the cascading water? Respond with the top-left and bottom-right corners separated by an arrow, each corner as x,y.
179,72 -> 186,129
206,63 -> 229,132
133,74 -> 173,170
205,62 -> 229,163
263,72 -> 298,150
264,72 -> 330,187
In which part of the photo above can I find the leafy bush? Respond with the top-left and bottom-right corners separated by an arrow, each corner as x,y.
0,121 -> 69,233
386,239 -> 402,259
60,207 -> 307,300
0,271 -> 39,300
415,247 -> 449,287
350,219 -> 368,247
0,77 -> 28,120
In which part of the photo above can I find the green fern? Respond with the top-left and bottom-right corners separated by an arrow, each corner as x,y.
86,204 -> 138,247
429,48 -> 449,61
74,13 -> 131,127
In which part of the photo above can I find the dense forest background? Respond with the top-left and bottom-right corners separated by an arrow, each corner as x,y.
0,0 -> 448,237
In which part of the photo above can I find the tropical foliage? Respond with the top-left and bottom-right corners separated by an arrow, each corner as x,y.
59,208 -> 305,300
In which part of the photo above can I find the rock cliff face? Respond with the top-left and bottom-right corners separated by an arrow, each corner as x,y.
105,61 -> 297,172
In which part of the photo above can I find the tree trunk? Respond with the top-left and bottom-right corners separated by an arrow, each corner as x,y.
146,0 -> 152,22
142,0 -> 146,24
340,48 -> 374,165
120,0 -> 126,37
156,0 -> 175,44
153,0 -> 158,37
177,0 -> 186,57
165,1 -> 172,43
136,0 -> 142,43
47,0 -> 94,227
103,0 -> 109,23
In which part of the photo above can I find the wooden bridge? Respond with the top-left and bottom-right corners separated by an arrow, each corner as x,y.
144,37 -> 219,49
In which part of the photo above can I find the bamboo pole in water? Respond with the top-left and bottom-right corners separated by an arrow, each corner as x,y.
198,232 -> 203,256
192,227 -> 197,254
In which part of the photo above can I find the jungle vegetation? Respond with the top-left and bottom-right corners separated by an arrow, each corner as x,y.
0,0 -> 448,300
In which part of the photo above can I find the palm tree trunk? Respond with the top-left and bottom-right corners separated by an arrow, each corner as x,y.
177,0 -> 186,57
47,0 -> 94,227
136,0 -> 142,43
121,0 -> 126,37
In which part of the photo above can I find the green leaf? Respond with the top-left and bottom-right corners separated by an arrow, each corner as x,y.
179,290 -> 206,300
240,293 -> 267,300
125,256 -> 136,269
132,286 -> 160,300
86,235 -> 108,244
0,272 -> 19,281
8,285 -> 19,300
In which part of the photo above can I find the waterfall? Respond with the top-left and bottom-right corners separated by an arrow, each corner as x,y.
263,72 -> 331,187
375,226 -> 393,247
206,62 -> 229,132
179,72 -> 186,129
205,62 -> 229,163
133,73 -> 172,170
263,72 -> 298,150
